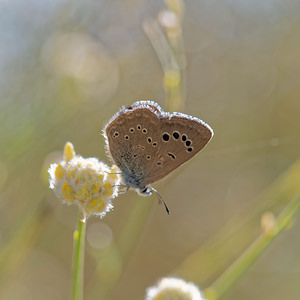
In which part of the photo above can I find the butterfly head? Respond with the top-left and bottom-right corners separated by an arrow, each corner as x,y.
136,186 -> 152,197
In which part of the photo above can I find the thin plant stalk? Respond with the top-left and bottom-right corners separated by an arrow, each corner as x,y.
143,0 -> 186,112
175,160 -> 300,283
203,193 -> 300,300
72,211 -> 87,300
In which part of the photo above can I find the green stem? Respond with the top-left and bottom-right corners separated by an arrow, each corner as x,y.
204,193 -> 300,300
143,3 -> 185,112
72,211 -> 86,300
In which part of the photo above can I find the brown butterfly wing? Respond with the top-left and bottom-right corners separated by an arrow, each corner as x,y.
104,106 -> 162,187
141,113 -> 213,186
131,100 -> 163,115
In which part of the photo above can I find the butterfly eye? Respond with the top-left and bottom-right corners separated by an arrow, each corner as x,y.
129,128 -> 135,133
147,137 -> 152,143
137,125 -> 141,130
146,155 -> 151,160
113,132 -> 119,138
152,142 -> 157,147
142,128 -> 147,134
124,135 -> 129,140
187,147 -> 193,152
157,161 -> 162,166
181,134 -> 187,141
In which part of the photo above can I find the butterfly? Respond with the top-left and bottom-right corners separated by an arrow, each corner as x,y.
103,101 -> 213,213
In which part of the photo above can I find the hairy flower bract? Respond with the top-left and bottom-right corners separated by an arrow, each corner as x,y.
49,142 -> 121,218
145,277 -> 206,300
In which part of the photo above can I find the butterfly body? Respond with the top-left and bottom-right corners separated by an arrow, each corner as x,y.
103,101 -> 213,197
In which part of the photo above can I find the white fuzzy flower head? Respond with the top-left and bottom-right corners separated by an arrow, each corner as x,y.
48,142 -> 121,218
145,277 -> 206,300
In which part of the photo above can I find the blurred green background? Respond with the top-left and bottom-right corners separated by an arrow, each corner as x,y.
1,0 -> 300,299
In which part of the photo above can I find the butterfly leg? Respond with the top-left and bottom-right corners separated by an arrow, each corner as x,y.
112,184 -> 130,195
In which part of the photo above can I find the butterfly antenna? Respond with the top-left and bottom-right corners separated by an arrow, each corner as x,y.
149,187 -> 170,214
